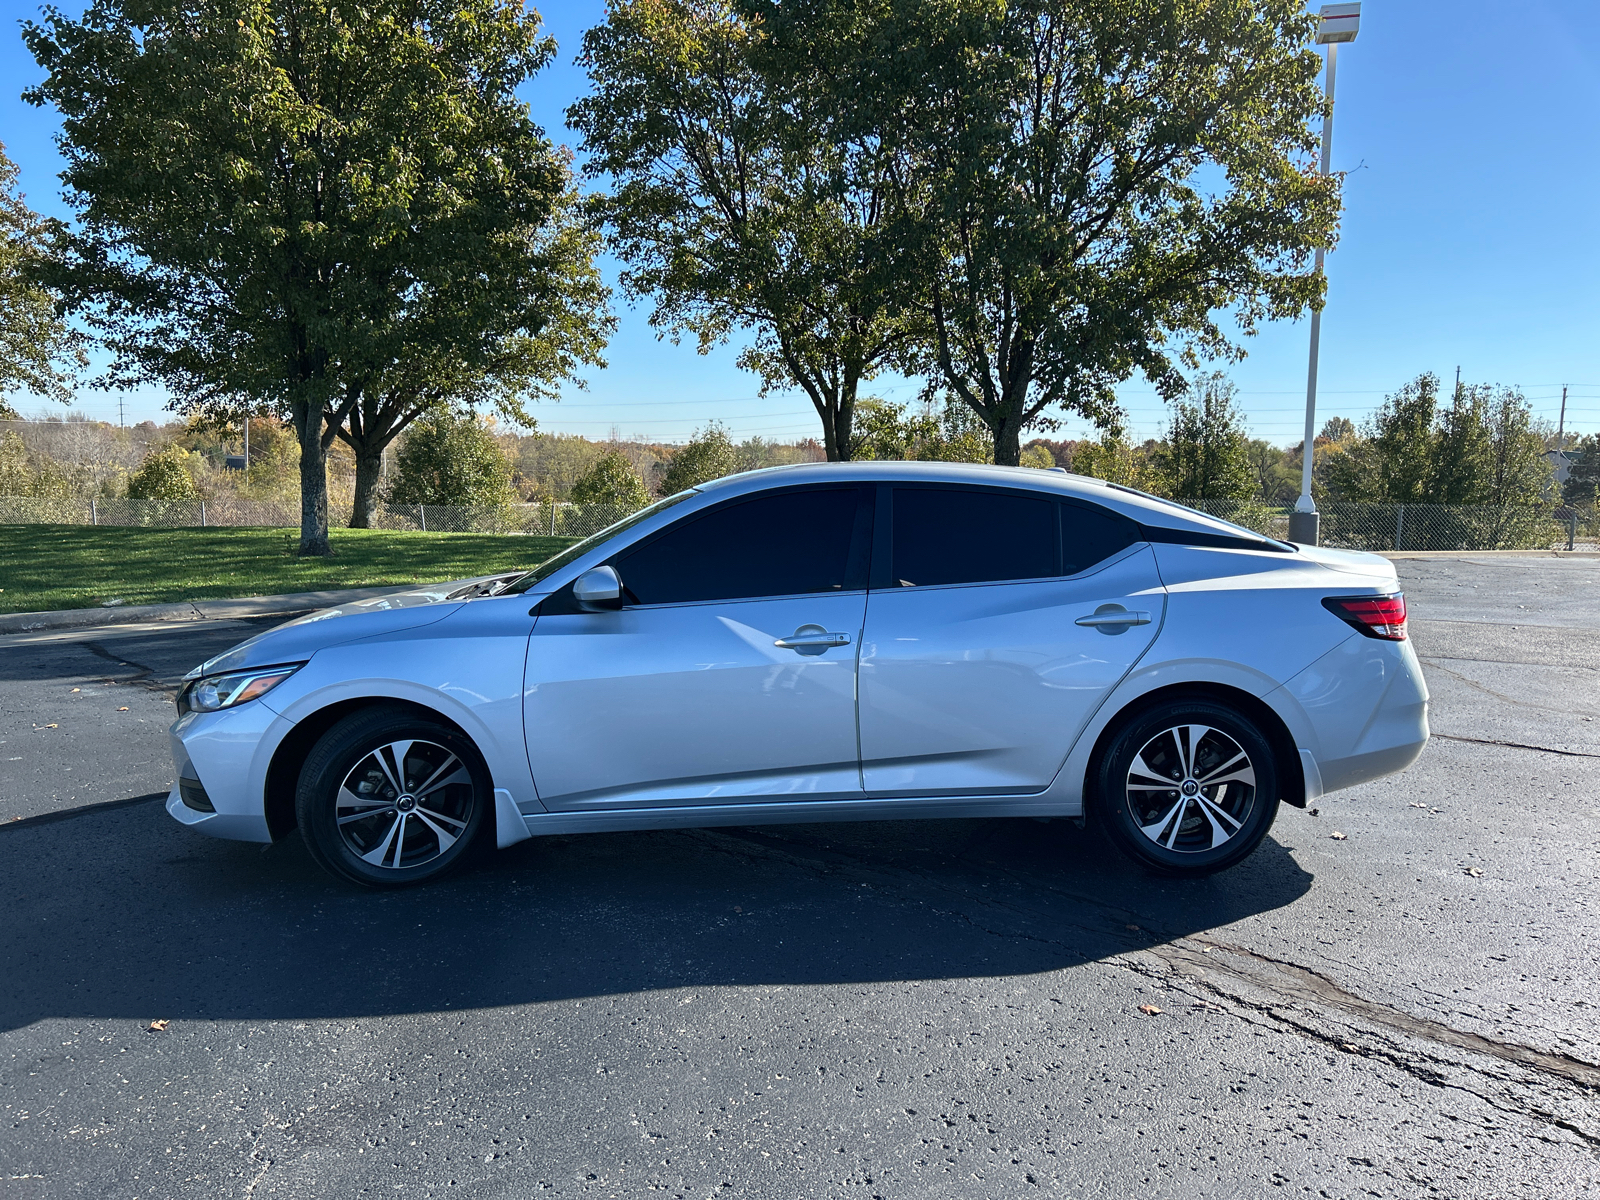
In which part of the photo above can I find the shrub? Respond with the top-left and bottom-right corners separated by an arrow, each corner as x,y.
570,451 -> 651,508
126,445 -> 198,500
388,411 -> 517,508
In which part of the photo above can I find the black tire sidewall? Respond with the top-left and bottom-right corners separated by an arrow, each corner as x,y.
1093,700 -> 1280,877
296,707 -> 492,887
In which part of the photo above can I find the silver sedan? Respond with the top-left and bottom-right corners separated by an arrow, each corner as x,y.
166,462 -> 1428,886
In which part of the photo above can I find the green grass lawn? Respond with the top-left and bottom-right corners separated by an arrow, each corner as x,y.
0,525 -> 581,614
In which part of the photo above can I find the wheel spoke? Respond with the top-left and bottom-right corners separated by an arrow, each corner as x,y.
1201,763 -> 1256,789
370,742 -> 408,795
416,806 -> 468,832
1178,726 -> 1210,777
1196,749 -> 1250,784
359,812 -> 403,866
415,764 -> 470,798
1192,788 -> 1244,849
413,811 -> 459,854
1128,751 -> 1176,789
1139,797 -> 1187,848
336,785 -> 387,814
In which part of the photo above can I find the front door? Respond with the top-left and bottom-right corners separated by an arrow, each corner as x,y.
524,485 -> 873,811
858,485 -> 1164,797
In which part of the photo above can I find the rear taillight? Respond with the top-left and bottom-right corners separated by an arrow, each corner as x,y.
1322,594 -> 1407,641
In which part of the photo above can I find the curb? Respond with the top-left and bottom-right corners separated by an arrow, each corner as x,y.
1381,549 -> 1600,560
0,584 -> 415,637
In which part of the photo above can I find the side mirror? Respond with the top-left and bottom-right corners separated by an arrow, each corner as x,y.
573,565 -> 624,612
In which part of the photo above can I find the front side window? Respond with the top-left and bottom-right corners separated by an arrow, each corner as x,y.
618,487 -> 869,605
503,492 -> 695,594
891,487 -> 1056,587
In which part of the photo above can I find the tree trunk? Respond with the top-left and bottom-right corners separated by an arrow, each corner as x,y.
991,413 -> 1023,466
349,446 -> 385,529
295,407 -> 332,556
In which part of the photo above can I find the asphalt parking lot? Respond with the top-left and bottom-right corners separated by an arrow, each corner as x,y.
2,553 -> 1598,1198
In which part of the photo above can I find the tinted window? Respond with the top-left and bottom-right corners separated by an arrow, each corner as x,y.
619,488 -> 865,605
892,487 -> 1056,587
504,492 -> 695,593
1061,501 -> 1139,575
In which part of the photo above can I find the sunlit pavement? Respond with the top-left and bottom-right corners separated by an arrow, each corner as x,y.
3,555 -> 1598,1198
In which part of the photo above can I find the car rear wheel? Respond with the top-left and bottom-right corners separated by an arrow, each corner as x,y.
1092,699 -> 1280,877
295,706 -> 491,887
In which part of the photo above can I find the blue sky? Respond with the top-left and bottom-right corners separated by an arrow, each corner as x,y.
3,0 -> 1596,444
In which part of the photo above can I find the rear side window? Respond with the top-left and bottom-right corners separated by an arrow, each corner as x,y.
1061,501 -> 1139,575
891,487 -> 1056,587
618,487 -> 867,605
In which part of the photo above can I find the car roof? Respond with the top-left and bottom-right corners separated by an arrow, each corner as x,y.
696,461 -> 1281,544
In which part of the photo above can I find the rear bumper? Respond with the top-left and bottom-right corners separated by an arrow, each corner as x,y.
1275,633 -> 1430,798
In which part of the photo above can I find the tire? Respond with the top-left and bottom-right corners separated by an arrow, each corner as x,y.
295,705 -> 492,887
1091,699 -> 1280,877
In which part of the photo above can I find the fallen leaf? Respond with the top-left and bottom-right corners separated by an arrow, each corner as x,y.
147,1019 -> 169,1032
1307,807 -> 1320,817
69,687 -> 80,693
39,723 -> 58,729
1341,1043 -> 1361,1053
1137,1004 -> 1162,1016
1409,802 -> 1427,809
1465,866 -> 1483,877
117,707 -> 129,712
1330,831 -> 1347,841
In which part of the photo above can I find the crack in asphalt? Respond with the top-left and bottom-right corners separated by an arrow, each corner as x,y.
1432,733 -> 1600,759
690,825 -> 1600,1147
1418,658 -> 1600,719
80,641 -> 177,696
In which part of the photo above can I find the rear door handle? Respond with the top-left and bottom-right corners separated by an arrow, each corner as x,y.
1075,609 -> 1151,627
774,624 -> 853,651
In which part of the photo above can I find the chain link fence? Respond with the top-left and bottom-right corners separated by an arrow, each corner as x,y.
1180,499 -> 1600,552
0,497 -> 639,540
3,493 -> 1596,552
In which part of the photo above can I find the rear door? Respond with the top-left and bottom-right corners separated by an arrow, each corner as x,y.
857,485 -> 1164,797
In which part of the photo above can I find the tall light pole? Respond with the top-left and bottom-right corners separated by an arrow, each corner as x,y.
1290,2 -> 1361,547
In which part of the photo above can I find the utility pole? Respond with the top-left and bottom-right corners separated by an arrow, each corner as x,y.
1290,3 -> 1362,547
243,413 -> 250,468
1557,386 -> 1568,450
117,394 -> 125,427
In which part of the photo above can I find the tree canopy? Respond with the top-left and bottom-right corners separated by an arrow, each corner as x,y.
25,0 -> 609,553
0,142 -> 85,410
570,450 -> 651,508
570,0 -> 918,461
659,423 -> 741,493
830,0 -> 1340,464
387,412 -> 516,509
1154,374 -> 1256,501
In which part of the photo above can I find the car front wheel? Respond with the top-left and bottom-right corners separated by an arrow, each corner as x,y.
1093,699 -> 1281,877
295,706 -> 491,887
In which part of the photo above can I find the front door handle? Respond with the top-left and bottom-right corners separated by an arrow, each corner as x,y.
774,624 -> 853,654
1075,608 -> 1152,628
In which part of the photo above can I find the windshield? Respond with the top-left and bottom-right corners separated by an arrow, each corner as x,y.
501,492 -> 696,595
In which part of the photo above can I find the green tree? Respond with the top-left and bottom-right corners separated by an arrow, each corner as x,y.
26,0 -> 607,555
387,412 -> 516,508
1071,423 -> 1152,490
1246,439 -> 1298,504
1155,374 -> 1256,501
1562,434 -> 1600,507
850,397 -> 991,463
660,423 -> 741,493
1324,374 -> 1440,503
1018,444 -> 1055,470
849,0 -> 1337,464
570,451 -> 651,508
1481,386 -> 1551,508
126,445 -> 199,500
0,142 -> 85,408
570,0 -> 917,460
1430,382 -> 1492,505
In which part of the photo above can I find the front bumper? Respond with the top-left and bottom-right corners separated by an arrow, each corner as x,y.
164,703 -> 282,844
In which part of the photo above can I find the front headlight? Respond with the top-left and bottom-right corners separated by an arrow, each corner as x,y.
177,663 -> 304,715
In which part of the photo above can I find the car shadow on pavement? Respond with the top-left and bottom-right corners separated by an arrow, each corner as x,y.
0,799 -> 1312,1031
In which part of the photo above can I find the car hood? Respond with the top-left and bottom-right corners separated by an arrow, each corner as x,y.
184,572 -> 522,679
